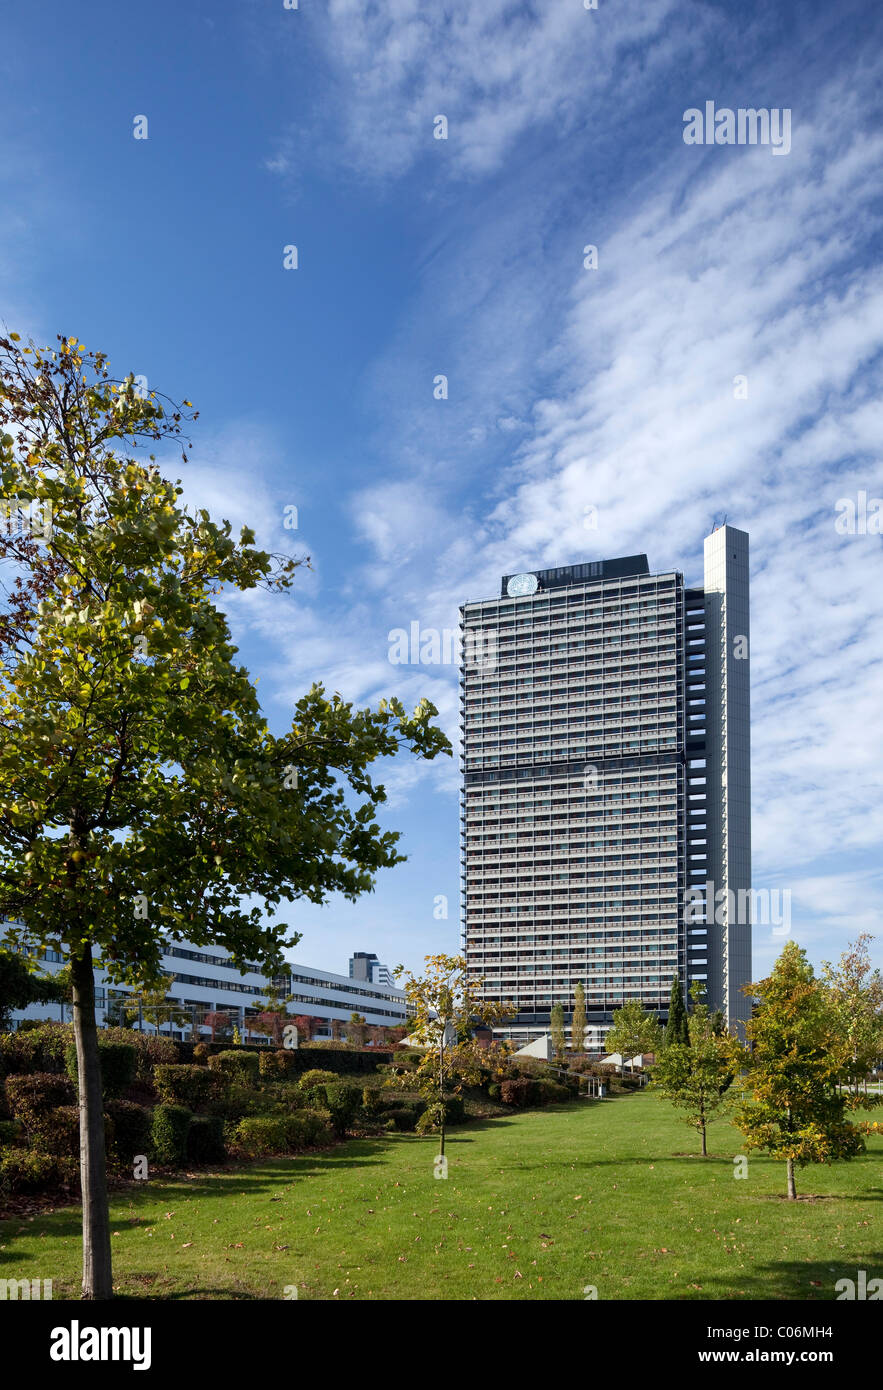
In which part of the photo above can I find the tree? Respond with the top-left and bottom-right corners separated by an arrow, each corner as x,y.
0,331 -> 450,1297
203,1009 -> 233,1043
122,973 -> 191,1034
549,1002 -> 567,1061
664,976 -> 689,1048
346,1012 -> 367,1047
291,1013 -> 317,1041
606,997 -> 662,1072
248,981 -> 294,1045
821,934 -> 883,1098
0,944 -> 66,1029
652,994 -> 733,1155
571,982 -> 587,1053
391,954 -> 510,1158
733,941 -> 867,1200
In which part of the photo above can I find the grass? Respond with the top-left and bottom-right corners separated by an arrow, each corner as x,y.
1,1092 -> 880,1300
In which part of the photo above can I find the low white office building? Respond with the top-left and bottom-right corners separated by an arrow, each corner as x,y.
1,925 -> 407,1040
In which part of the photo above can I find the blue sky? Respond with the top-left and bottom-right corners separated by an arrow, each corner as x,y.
2,0 -> 882,984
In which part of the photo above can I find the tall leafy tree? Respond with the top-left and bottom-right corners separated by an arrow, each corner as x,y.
248,980 -> 294,1045
821,933 -> 883,1098
0,945 -> 66,1029
733,941 -> 867,1200
652,993 -> 733,1155
0,332 -> 450,1297
391,954 -> 510,1156
550,1002 -> 567,1061
606,997 -> 663,1071
571,982 -> 587,1053
664,975 -> 690,1048
346,1011 -> 367,1047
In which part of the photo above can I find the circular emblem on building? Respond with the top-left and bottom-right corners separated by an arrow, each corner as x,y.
506,572 -> 539,597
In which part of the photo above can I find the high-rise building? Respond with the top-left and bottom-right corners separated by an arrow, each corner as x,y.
460,525 -> 751,1047
349,951 -> 396,988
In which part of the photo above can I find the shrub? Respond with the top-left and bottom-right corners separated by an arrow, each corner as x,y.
297,1068 -> 340,1092
105,1100 -> 153,1166
232,1116 -> 289,1157
443,1094 -> 466,1125
392,1051 -> 422,1071
192,1042 -> 210,1064
205,1082 -> 261,1123
284,1109 -> 333,1150
322,1082 -> 361,1136
414,1095 -> 465,1135
5,1072 -> 75,1135
153,1064 -> 220,1111
499,1077 -> 537,1108
0,1023 -> 70,1076
361,1085 -> 384,1116
0,1118 -> 23,1146
537,1079 -> 570,1104
100,1027 -> 179,1078
0,1149 -> 79,1195
208,1050 -> 260,1083
150,1104 -> 192,1165
186,1115 -> 227,1164
65,1041 -> 137,1098
383,1106 -> 417,1132
294,1047 -> 392,1076
30,1105 -> 83,1158
487,1082 -> 501,1100
259,1050 -> 298,1079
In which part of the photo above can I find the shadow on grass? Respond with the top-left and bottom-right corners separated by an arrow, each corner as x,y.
666,1252 -> 883,1301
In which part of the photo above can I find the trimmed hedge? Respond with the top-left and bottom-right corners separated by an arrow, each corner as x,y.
153,1064 -> 221,1111
232,1115 -> 289,1156
0,1118 -> 23,1146
383,1107 -> 417,1132
31,1105 -> 83,1159
0,1149 -> 79,1195
361,1085 -> 384,1116
207,1050 -> 260,1083
284,1109 -> 332,1149
65,1042 -> 137,1099
321,1082 -> 361,1136
233,1108 -> 334,1157
186,1115 -> 227,1164
499,1077 -> 538,1108
105,1100 -> 153,1166
0,1023 -> 176,1081
150,1104 -> 192,1165
205,1082 -> 262,1123
5,1073 -> 76,1133
297,1069 -> 340,1092
0,1023 -> 70,1076
258,1050 -> 298,1079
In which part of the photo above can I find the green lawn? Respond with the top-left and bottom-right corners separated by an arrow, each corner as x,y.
1,1092 -> 880,1300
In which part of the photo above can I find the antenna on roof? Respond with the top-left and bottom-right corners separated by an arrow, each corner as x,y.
711,512 -> 728,533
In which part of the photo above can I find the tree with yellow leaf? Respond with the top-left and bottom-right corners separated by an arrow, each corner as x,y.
390,954 -> 511,1158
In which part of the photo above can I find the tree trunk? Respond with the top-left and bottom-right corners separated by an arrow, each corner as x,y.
438,1034 -> 446,1158
786,1156 -> 797,1200
70,942 -> 113,1299
700,1122 -> 707,1157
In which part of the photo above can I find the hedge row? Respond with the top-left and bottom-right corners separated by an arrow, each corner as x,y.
0,1023 -> 176,1081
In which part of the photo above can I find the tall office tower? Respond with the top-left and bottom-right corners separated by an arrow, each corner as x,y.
460,526 -> 751,1046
